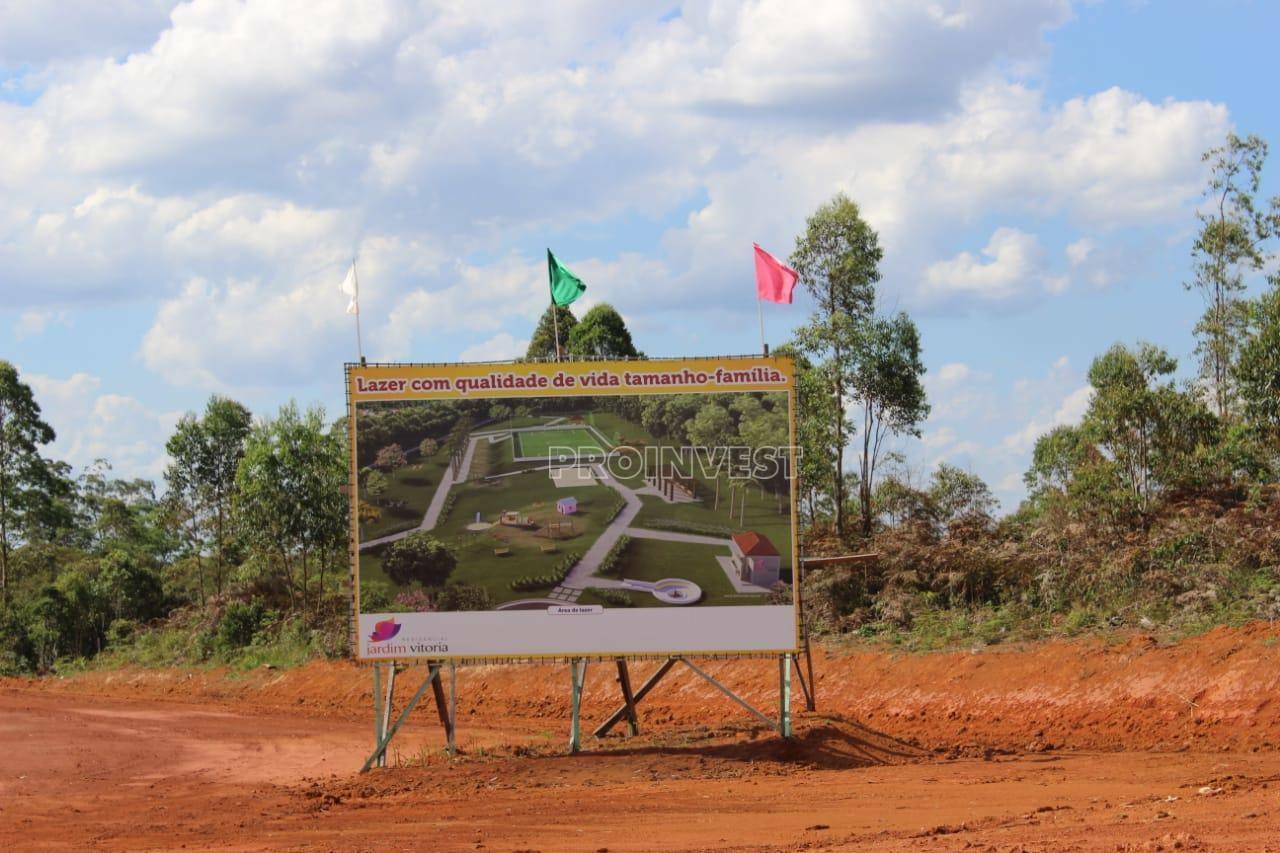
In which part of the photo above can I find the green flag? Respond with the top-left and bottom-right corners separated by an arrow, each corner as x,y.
547,249 -> 586,307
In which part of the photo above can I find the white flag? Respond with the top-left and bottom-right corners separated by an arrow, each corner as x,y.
339,263 -> 359,315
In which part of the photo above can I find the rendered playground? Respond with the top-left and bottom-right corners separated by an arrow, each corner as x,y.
356,398 -> 793,611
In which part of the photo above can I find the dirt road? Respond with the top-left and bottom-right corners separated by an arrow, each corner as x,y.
5,626 -> 1280,850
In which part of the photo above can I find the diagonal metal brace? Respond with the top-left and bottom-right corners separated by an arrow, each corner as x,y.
678,658 -> 780,734
361,664 -> 440,772
594,656 -> 676,738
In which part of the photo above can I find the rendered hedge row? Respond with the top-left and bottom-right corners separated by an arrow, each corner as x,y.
509,552 -> 582,591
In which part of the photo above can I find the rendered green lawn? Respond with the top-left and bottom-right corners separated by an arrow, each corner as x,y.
631,482 -> 793,580
356,402 -> 794,607
515,426 -> 609,458
358,548 -> 390,588
471,433 -> 516,478
481,415 -> 556,430
430,469 -> 618,602
359,446 -> 452,540
605,538 -> 765,607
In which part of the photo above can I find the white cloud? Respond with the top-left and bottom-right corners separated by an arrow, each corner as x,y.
1066,237 -> 1095,267
683,0 -> 1071,120
0,1 -> 177,67
23,371 -> 179,480
651,82 -> 1227,317
2,2 -> 1221,322
924,227 -> 1047,303
936,362 -> 974,385
380,254 -> 546,360
0,1 -> 1240,486
140,275 -> 351,389
900,353 -> 1096,512
923,360 -> 998,422
459,333 -> 528,362
1003,382 -> 1093,454
923,425 -> 959,449
13,309 -> 68,340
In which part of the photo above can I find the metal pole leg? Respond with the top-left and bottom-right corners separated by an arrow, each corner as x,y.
779,654 -> 792,739
802,631 -> 817,712
361,664 -> 440,773
373,663 -> 383,765
380,662 -> 397,767
447,662 -> 458,756
569,658 -> 586,754
616,658 -> 639,737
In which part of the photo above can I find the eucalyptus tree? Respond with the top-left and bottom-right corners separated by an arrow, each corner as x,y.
164,396 -> 251,599
1236,282 -> 1280,433
0,361 -> 67,598
790,193 -> 880,536
685,401 -> 735,510
235,403 -> 347,620
1187,133 -> 1280,417
526,305 -> 578,359
849,313 -> 929,537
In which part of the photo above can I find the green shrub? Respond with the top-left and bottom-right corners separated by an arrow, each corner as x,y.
596,535 -> 631,576
510,553 -> 581,591
435,583 -> 493,611
644,518 -> 732,537
360,581 -> 394,611
605,499 -> 627,524
106,618 -> 139,648
217,601 -> 266,650
594,589 -> 634,608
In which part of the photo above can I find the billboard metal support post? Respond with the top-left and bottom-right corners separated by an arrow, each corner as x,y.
430,661 -> 453,748
569,658 -> 587,754
791,653 -> 814,711
362,663 -> 442,773
596,656 -> 794,742
778,654 -> 792,739
595,656 -> 677,738
615,658 -> 639,736
447,662 -> 458,756
376,661 -> 398,768
372,663 -> 384,766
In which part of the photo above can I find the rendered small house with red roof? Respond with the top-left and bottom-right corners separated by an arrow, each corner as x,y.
729,531 -> 781,587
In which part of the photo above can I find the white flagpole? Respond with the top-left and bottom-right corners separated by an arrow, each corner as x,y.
757,296 -> 766,356
551,299 -> 561,362
352,257 -> 365,364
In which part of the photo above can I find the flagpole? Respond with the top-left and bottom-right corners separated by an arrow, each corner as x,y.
353,256 -> 365,364
757,296 -> 766,356
551,299 -> 561,362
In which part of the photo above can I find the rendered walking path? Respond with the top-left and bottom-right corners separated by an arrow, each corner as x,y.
359,432 -> 488,550
553,465 -> 740,601
557,465 -> 644,592
359,420 -> 596,551
361,420 -> 759,602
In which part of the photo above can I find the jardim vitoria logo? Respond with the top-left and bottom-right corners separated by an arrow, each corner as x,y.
369,618 -> 402,643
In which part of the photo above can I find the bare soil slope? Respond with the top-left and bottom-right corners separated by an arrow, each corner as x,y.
5,626 -> 1280,850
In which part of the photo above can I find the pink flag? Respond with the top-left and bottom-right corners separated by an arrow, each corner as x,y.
753,243 -> 798,304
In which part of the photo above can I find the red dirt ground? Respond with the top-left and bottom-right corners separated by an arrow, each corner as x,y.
5,624 -> 1280,850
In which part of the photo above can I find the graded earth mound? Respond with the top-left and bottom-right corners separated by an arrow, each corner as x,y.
5,626 -> 1280,850
14,623 -> 1280,754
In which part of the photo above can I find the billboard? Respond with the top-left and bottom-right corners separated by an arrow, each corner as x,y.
347,355 -> 799,661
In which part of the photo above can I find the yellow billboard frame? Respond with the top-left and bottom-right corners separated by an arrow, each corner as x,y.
345,354 -> 802,664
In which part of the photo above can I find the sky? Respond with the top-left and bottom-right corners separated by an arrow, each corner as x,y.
1,0 -> 1278,509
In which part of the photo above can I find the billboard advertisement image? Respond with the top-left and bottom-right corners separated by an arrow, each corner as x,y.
348,356 -> 799,660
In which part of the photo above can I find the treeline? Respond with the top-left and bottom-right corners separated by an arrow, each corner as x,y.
3,132 -> 1278,671
802,133 -> 1280,645
0,377 -> 350,673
